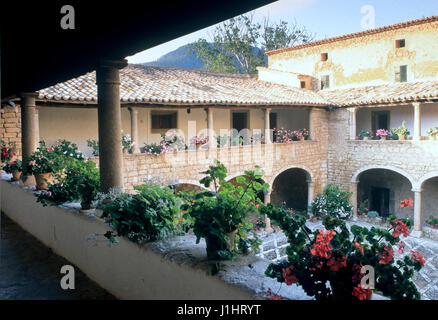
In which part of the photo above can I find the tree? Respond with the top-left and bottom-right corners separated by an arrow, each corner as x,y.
189,13 -> 315,74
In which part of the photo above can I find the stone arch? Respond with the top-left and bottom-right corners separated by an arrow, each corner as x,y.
269,165 -> 313,187
417,171 -> 438,190
270,167 -> 311,212
351,165 -> 415,186
167,179 -> 206,194
354,166 -> 414,219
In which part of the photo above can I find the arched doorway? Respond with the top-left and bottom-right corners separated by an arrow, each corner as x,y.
170,183 -> 203,195
421,176 -> 438,222
357,169 -> 413,219
270,168 -> 310,213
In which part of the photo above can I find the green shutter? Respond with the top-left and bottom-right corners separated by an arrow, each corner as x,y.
400,65 -> 407,82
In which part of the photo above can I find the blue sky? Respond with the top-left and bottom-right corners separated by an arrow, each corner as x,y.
127,0 -> 438,64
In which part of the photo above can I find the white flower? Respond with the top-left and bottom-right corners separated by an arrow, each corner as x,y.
70,153 -> 73,156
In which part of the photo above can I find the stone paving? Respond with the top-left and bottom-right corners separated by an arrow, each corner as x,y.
0,212 -> 115,300
255,220 -> 438,300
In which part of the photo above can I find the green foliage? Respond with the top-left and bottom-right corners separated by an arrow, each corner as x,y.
392,121 -> 410,137
263,203 -> 424,300
36,159 -> 100,208
311,184 -> 353,220
182,160 -> 267,259
22,141 -> 64,175
100,183 -> 184,243
3,159 -> 22,173
189,14 -> 314,74
87,139 -> 99,156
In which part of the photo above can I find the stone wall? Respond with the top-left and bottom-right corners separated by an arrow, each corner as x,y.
0,105 -> 22,157
328,107 -> 438,219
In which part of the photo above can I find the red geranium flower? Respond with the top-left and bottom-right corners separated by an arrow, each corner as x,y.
400,198 -> 413,208
352,284 -> 373,300
410,250 -> 426,267
378,246 -> 394,265
282,266 -> 299,285
391,219 -> 410,237
353,242 -> 364,255
327,255 -> 347,271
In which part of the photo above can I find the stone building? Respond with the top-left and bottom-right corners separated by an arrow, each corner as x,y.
1,15 -> 438,237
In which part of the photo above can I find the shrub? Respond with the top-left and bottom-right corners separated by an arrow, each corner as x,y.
311,184 -> 352,220
182,160 -> 266,259
86,139 -> 99,156
22,141 -> 64,176
262,204 -> 424,300
100,183 -> 184,243
425,216 -> 438,229
3,159 -> 22,173
1,141 -> 17,163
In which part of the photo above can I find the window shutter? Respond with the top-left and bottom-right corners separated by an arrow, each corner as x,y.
395,67 -> 400,82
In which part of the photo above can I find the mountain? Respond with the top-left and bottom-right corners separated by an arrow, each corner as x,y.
142,44 -> 205,70
141,44 -> 267,71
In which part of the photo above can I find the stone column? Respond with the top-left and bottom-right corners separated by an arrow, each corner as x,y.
264,189 -> 273,233
96,59 -> 128,193
20,92 -> 39,159
411,188 -> 424,238
34,107 -> 40,146
129,107 -> 140,154
350,181 -> 359,220
264,108 -> 271,144
205,107 -> 215,148
413,102 -> 421,141
307,179 -> 315,215
349,107 -> 357,140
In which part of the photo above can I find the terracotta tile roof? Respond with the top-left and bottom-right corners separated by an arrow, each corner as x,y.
38,64 -> 328,106
321,80 -> 438,107
266,15 -> 438,56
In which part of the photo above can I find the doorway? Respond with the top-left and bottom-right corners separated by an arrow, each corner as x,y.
370,187 -> 390,217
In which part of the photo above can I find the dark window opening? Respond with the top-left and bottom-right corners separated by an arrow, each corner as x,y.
300,81 -> 306,89
395,39 -> 405,48
371,111 -> 390,135
232,112 -> 248,132
321,53 -> 328,61
151,112 -> 177,130
321,75 -> 330,89
370,187 -> 390,217
395,65 -> 407,82
270,112 -> 277,142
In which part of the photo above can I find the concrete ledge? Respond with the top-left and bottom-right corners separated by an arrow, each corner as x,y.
0,179 -> 310,300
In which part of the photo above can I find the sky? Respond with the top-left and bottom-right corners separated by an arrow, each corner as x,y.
126,0 -> 438,64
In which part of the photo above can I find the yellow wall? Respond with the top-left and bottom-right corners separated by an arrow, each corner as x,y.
268,21 -> 438,89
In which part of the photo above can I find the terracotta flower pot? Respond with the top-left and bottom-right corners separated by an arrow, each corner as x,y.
300,136 -> 305,141
196,143 -> 202,151
399,135 -> 406,141
380,136 -> 387,140
11,170 -> 22,181
123,148 -> 129,155
205,229 -> 237,260
35,172 -> 54,190
363,136 -> 369,140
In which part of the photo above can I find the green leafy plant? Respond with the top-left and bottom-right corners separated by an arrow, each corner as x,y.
392,121 -> 410,138
311,184 -> 353,220
22,141 -> 64,176
121,132 -> 134,150
3,159 -> 22,173
87,139 -> 99,156
359,130 -> 373,139
262,203 -> 425,300
182,160 -> 267,260
36,159 -> 100,209
100,183 -> 184,243
160,131 -> 186,151
425,216 -> 438,229
143,142 -> 167,155
426,127 -> 438,137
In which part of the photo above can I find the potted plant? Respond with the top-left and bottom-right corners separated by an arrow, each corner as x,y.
66,159 -> 100,211
261,203 -> 426,300
251,133 -> 263,145
426,127 -> 438,140
190,135 -> 209,150
121,132 -> 133,154
3,159 -> 23,181
23,141 -> 63,190
143,142 -> 167,155
359,130 -> 372,140
376,129 -> 390,140
160,131 -> 186,153
182,160 -> 266,260
392,121 -> 410,141
300,128 -> 310,141
1,141 -> 17,172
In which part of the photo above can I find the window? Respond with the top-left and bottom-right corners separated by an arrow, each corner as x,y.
321,53 -> 328,61
371,111 -> 390,135
151,111 -> 177,131
395,65 -> 407,82
321,75 -> 330,89
395,39 -> 405,48
232,112 -> 248,132
300,81 -> 306,89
